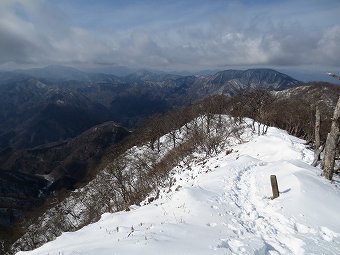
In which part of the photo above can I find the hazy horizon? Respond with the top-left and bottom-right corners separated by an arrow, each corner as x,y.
1,63 -> 339,84
0,0 -> 339,82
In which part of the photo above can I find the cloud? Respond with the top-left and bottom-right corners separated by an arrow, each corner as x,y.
0,0 -> 339,70
316,25 -> 340,66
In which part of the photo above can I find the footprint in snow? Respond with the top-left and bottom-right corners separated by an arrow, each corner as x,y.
207,222 -> 217,227
216,239 -> 245,251
227,239 -> 245,252
217,239 -> 229,249
320,226 -> 339,242
227,224 -> 238,231
294,223 -> 317,234
258,162 -> 267,166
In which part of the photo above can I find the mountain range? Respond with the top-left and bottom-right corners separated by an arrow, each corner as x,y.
0,67 -> 301,150
2,66 -> 338,249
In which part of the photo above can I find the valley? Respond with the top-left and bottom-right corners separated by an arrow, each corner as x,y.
1,1 -> 340,254
0,66 -> 339,254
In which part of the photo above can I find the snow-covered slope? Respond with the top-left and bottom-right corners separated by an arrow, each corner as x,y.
17,126 -> 340,255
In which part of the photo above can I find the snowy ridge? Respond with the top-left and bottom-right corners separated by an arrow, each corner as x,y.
17,125 -> 340,255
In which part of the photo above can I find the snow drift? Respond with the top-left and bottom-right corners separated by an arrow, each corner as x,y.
17,124 -> 340,255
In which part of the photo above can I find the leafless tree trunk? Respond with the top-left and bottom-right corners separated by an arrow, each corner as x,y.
322,96 -> 340,180
312,106 -> 323,166
315,106 -> 321,148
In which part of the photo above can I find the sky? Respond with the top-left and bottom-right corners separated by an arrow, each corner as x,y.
0,0 -> 340,76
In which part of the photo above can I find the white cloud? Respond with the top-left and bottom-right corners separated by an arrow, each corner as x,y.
317,25 -> 340,66
0,0 -> 339,70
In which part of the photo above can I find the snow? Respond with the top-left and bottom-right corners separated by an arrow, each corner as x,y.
17,126 -> 340,255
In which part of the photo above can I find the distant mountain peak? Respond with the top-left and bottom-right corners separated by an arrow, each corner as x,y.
186,68 -> 301,98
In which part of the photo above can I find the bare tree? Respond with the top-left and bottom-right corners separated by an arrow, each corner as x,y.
230,89 -> 275,135
322,96 -> 340,180
321,72 -> 340,180
312,105 -> 323,166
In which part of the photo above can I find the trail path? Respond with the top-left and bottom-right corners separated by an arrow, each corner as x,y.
18,127 -> 340,255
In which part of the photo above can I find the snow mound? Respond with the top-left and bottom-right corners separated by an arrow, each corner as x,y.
17,126 -> 340,255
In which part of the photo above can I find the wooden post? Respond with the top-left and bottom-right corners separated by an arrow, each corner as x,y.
270,175 -> 279,199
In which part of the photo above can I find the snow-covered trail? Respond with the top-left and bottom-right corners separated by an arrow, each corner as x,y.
18,127 -> 340,255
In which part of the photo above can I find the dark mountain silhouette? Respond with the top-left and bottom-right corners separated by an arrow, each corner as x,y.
0,67 -> 303,232
0,78 -> 114,149
188,68 -> 301,98
16,65 -> 120,82
0,122 -> 129,229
